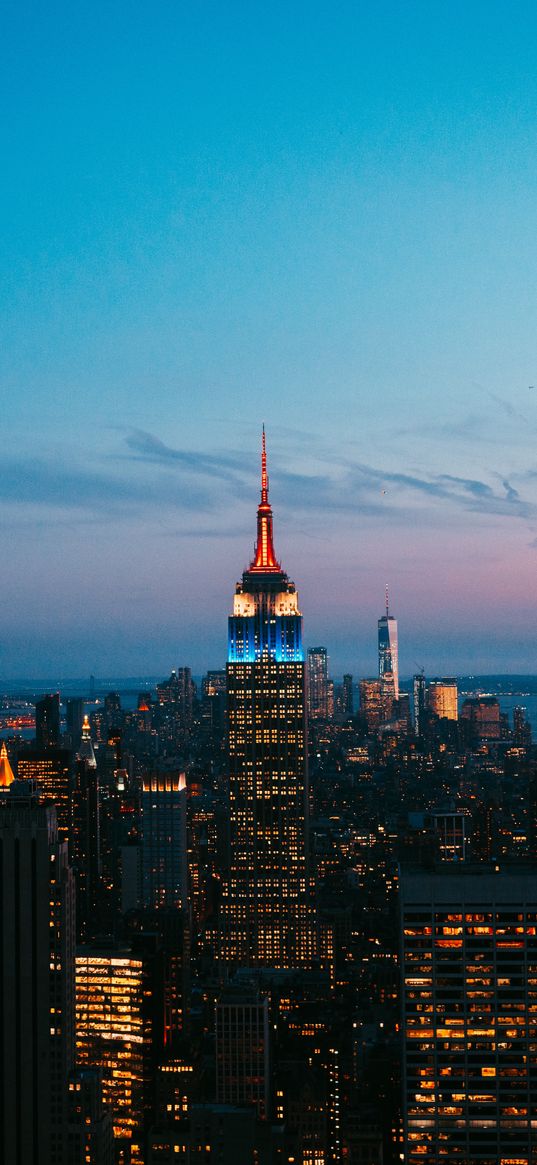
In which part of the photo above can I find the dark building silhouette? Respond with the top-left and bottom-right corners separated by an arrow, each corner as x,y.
342,673 -> 354,717
215,986 -> 271,1118
71,730 -> 100,941
65,698 -> 84,751
67,1068 -> 114,1165
0,792 -> 75,1165
35,692 -> 61,749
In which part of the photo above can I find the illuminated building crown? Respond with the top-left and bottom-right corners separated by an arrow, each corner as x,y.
0,742 -> 14,788
228,429 -> 303,663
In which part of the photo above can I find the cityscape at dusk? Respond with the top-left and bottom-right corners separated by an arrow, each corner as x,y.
4,4 -> 537,1165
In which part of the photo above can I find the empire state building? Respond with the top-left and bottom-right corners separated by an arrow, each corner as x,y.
221,431 -> 315,968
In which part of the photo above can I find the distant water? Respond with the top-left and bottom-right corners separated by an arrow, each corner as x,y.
0,679 -> 156,738
400,675 -> 537,735
496,693 -> 537,734
3,674 -> 537,737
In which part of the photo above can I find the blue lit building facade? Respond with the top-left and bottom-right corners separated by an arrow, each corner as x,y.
221,433 -> 315,968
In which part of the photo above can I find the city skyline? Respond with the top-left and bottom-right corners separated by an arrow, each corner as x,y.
4,4 -> 537,675
2,423 -> 537,680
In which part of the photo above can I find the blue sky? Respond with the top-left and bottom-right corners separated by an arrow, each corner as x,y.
2,1 -> 537,677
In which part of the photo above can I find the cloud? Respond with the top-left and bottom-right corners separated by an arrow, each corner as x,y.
0,455 -> 213,516
398,414 -> 489,442
124,429 -> 247,485
1,432 -> 535,534
474,382 -> 531,428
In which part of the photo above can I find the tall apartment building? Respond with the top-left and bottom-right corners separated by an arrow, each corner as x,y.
400,865 -> 537,1164
0,793 -> 75,1165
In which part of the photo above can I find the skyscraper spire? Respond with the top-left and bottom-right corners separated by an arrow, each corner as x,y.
78,714 -> 97,769
250,426 -> 280,572
0,742 -> 14,788
385,583 -> 389,617
261,422 -> 268,504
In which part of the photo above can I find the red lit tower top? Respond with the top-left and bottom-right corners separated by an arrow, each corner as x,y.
249,426 -> 281,573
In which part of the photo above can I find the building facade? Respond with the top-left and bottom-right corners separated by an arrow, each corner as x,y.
401,866 -> 537,1164
141,772 -> 188,911
215,987 -> 271,1118
76,948 -> 150,1163
427,680 -> 458,722
17,748 -> 73,847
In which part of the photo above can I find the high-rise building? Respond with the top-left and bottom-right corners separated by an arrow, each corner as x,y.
413,673 -> 427,737
400,865 -> 537,1164
427,679 -> 458,722
307,647 -> 329,720
200,669 -> 227,741
67,1068 -> 114,1165
65,698 -> 84,751
461,696 -> 500,740
513,704 -> 532,748
35,692 -> 61,749
359,678 -> 394,734
76,944 -> 159,1163
177,667 -> 195,729
215,986 -> 271,1118
222,430 -> 314,968
141,772 -> 188,911
342,673 -> 354,718
378,586 -> 399,699
17,747 -> 73,848
71,732 -> 101,940
0,792 -> 75,1165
